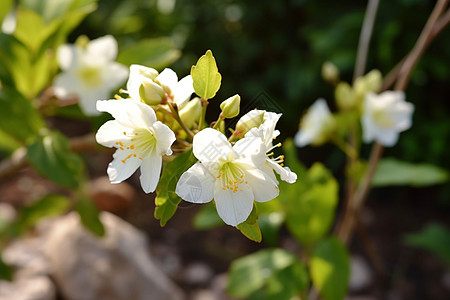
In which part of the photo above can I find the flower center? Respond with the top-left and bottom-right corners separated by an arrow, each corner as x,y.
77,65 -> 102,87
216,160 -> 248,193
373,108 -> 394,128
116,128 -> 157,163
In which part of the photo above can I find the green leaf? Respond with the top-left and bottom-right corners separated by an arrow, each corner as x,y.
310,237 -> 350,300
11,194 -> 69,235
0,0 -> 13,24
193,202 -> 223,230
75,194 -> 105,237
0,87 -> 45,144
404,223 -> 450,264
21,0 -> 97,24
154,149 -> 197,226
227,248 -> 298,298
27,130 -> 84,189
191,50 -> 222,100
117,38 -> 181,70
237,204 -> 262,242
0,128 -> 21,155
285,163 -> 339,246
372,158 -> 449,187
0,254 -> 13,281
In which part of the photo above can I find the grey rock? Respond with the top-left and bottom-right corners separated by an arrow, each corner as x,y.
349,255 -> 373,292
0,276 -> 56,300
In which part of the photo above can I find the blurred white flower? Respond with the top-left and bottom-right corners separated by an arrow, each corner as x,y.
96,99 -> 175,193
295,99 -> 334,147
176,128 -> 279,226
362,91 -> 414,147
53,35 -> 128,116
126,64 -> 194,106
246,111 -> 297,183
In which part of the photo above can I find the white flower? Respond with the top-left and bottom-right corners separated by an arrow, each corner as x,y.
362,91 -> 414,147
176,128 -> 279,226
126,64 -> 194,106
96,99 -> 176,193
54,35 -> 128,116
294,99 -> 334,147
246,111 -> 297,183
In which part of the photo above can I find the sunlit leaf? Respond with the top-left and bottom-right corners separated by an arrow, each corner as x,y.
191,49 -> 222,100
404,223 -> 450,264
117,37 -> 181,70
0,0 -> 13,24
237,204 -> 262,242
75,194 -> 105,237
372,158 -> 449,187
27,130 -> 84,189
154,149 -> 197,226
310,237 -> 350,300
193,202 -> 223,230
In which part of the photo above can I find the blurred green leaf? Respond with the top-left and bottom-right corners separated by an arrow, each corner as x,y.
310,237 -> 350,300
237,204 -> 262,242
0,0 -> 13,24
154,149 -> 197,226
0,254 -> 13,281
372,158 -> 449,187
191,50 -> 222,100
0,128 -> 21,155
75,194 -> 105,237
12,194 -> 69,235
21,0 -> 97,24
0,87 -> 44,144
193,201 -> 223,230
117,37 -> 181,70
286,163 -> 339,246
257,211 -> 285,246
228,248 -> 300,298
27,130 -> 84,189
404,223 -> 450,264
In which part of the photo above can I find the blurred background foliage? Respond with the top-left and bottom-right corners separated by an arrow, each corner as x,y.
72,0 -> 450,202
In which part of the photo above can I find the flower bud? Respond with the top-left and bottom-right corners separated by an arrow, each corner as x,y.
139,80 -> 165,105
179,97 -> 202,128
354,69 -> 382,100
322,61 -> 339,85
235,109 -> 265,135
335,82 -> 356,111
220,94 -> 241,119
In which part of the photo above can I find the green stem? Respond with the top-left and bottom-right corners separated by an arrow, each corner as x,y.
330,135 -> 358,160
167,102 -> 194,141
198,98 -> 208,130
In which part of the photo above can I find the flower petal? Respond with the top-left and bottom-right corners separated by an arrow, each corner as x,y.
245,168 -> 279,203
79,88 -> 111,116
157,68 -> 178,90
173,75 -> 194,107
233,137 -> 266,168
96,120 -> 129,147
193,128 -> 231,163
139,154 -> 162,193
267,159 -> 297,183
107,149 -> 141,183
102,62 -> 129,90
152,121 -> 176,155
127,64 -> 159,100
214,180 -> 254,226
176,162 -> 215,204
97,99 -> 157,128
57,44 -> 78,71
53,72 -> 80,98
87,35 -> 118,62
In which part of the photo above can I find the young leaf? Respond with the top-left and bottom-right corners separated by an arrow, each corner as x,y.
193,202 -> 223,230
227,248 -> 297,298
154,149 -> 197,226
0,254 -> 13,281
0,0 -> 13,24
404,223 -> 450,264
191,50 -> 222,100
75,194 -> 105,237
27,130 -> 84,189
237,204 -> 262,242
372,158 -> 449,187
310,237 -> 350,300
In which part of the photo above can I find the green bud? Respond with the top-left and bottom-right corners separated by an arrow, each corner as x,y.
354,69 -> 382,100
322,61 -> 340,85
235,109 -> 265,135
75,35 -> 90,49
220,94 -> 241,119
335,82 -> 356,111
179,97 -> 202,128
139,80 -> 165,105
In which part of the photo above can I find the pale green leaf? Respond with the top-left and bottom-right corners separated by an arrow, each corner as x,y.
193,202 -> 223,230
236,204 -> 262,242
372,158 -> 449,187
191,50 -> 222,100
310,237 -> 350,300
0,0 -> 13,24
75,194 -> 105,237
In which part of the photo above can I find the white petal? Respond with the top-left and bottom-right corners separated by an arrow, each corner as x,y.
87,35 -> 118,62
375,129 -> 399,147
107,150 -> 141,183
233,137 -> 266,168
157,68 -> 178,90
57,44 -> 78,71
152,121 -> 176,155
268,159 -> 297,183
79,88 -> 111,116
245,167 -> 279,203
214,180 -> 254,226
102,62 -> 129,90
53,72 -> 80,98
173,75 -> 194,107
176,163 -> 214,204
139,154 -> 162,193
294,129 -> 312,147
96,120 -> 129,147
127,65 -> 159,100
97,99 -> 157,128
193,128 -> 231,163
260,112 -> 282,147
